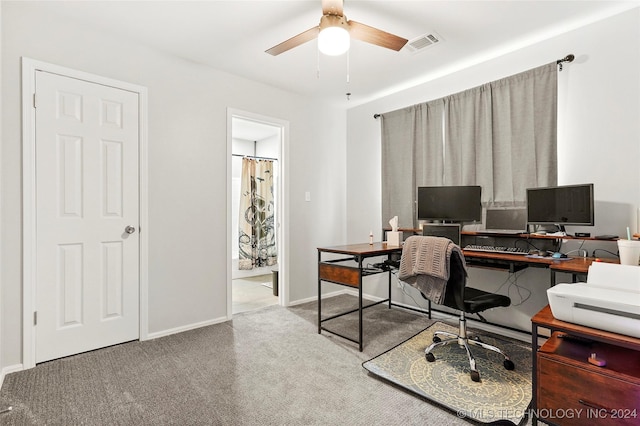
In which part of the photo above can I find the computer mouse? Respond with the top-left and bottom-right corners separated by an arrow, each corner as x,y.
552,252 -> 567,259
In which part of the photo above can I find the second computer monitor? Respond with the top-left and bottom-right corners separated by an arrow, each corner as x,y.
422,223 -> 461,246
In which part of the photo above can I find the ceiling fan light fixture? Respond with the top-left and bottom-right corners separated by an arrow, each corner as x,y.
318,27 -> 350,56
318,15 -> 350,56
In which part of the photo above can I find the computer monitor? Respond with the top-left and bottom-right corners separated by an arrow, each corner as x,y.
417,185 -> 482,222
526,183 -> 594,231
422,223 -> 461,245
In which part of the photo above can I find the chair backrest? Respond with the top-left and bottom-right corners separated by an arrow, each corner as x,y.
440,250 -> 467,311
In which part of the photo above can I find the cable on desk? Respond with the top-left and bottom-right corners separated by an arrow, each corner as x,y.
515,238 -> 537,252
564,239 -> 588,258
592,248 -> 619,259
564,249 -> 588,257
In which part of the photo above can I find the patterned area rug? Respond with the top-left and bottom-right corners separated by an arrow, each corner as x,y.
363,322 -> 532,425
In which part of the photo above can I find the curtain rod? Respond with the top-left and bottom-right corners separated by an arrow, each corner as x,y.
232,154 -> 278,161
556,54 -> 575,71
373,53 -> 575,119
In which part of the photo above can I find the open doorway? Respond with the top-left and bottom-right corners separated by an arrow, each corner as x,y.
228,111 -> 287,316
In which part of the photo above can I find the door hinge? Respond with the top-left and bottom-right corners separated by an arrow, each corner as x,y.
33,93 -> 37,109
33,311 -> 37,326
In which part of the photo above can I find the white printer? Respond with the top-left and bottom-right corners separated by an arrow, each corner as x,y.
547,262 -> 640,338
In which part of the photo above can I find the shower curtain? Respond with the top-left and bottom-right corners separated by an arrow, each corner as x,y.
238,158 -> 277,270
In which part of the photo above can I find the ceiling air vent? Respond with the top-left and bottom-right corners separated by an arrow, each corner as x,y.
405,32 -> 442,54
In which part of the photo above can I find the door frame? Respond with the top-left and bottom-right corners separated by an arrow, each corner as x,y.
21,57 -> 149,369
227,109 -> 289,316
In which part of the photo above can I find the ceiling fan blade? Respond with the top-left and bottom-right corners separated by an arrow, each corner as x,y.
322,0 -> 344,16
265,26 -> 320,56
347,20 -> 408,51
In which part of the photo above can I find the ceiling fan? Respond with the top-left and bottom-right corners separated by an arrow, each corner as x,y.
266,0 -> 408,56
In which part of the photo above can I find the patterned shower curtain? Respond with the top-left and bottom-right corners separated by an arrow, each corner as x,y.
238,158 -> 277,270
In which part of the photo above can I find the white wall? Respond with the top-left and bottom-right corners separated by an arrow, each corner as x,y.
0,2 -> 4,382
346,8 -> 640,332
1,3 -> 347,371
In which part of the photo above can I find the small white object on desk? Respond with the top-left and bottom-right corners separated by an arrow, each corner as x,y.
386,216 -> 402,246
387,216 -> 402,246
386,231 -> 402,246
618,238 -> 640,266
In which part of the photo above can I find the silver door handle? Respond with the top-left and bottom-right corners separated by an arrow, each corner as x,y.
125,226 -> 136,234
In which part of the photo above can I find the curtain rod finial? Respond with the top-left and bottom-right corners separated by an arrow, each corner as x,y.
557,54 -> 575,71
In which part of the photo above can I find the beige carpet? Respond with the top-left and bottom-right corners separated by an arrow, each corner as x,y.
1,296 -> 481,425
363,322 -> 532,425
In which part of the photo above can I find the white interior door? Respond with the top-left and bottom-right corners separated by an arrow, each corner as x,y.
35,70 -> 140,363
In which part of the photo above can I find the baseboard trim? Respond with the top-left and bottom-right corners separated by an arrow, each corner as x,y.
145,316 -> 228,341
287,289 -> 348,307
1,363 -> 24,387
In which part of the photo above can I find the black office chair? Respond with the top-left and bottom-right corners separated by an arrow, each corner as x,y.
400,237 -> 514,382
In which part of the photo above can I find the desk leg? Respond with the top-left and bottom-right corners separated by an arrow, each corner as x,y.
549,270 -> 556,287
388,255 -> 392,309
317,250 -> 322,334
358,255 -> 363,352
531,324 -> 538,425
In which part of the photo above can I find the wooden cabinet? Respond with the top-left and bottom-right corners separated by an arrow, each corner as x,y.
537,333 -> 640,425
532,306 -> 640,426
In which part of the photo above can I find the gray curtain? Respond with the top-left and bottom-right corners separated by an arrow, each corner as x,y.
488,63 -> 558,206
381,62 -> 557,225
444,84 -> 492,189
381,100 -> 445,228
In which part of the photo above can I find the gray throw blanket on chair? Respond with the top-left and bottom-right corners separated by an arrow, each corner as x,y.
398,235 -> 466,305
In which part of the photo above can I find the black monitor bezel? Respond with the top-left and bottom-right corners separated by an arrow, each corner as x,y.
417,185 -> 482,222
526,183 -> 595,227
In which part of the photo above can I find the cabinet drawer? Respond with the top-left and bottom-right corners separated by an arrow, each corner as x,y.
537,354 -> 640,426
319,263 -> 360,287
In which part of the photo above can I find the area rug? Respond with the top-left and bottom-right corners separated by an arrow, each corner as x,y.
362,322 -> 532,425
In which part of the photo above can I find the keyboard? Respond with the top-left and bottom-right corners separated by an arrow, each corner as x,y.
463,245 -> 528,255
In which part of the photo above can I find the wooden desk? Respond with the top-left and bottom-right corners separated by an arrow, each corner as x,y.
317,242 -> 403,351
531,306 -> 640,425
462,250 -> 619,286
390,228 -> 620,285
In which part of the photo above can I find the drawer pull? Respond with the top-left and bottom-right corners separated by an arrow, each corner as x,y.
579,399 -> 607,411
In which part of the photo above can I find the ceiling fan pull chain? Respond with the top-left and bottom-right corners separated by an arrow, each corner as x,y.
317,45 -> 321,79
346,49 -> 350,83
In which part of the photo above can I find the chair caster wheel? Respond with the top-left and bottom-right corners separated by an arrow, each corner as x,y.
504,359 -> 515,370
433,336 -> 441,343
425,352 -> 436,362
470,370 -> 481,382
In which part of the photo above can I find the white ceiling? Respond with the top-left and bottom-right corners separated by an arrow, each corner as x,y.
36,0 -> 637,142
33,0 -> 638,112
